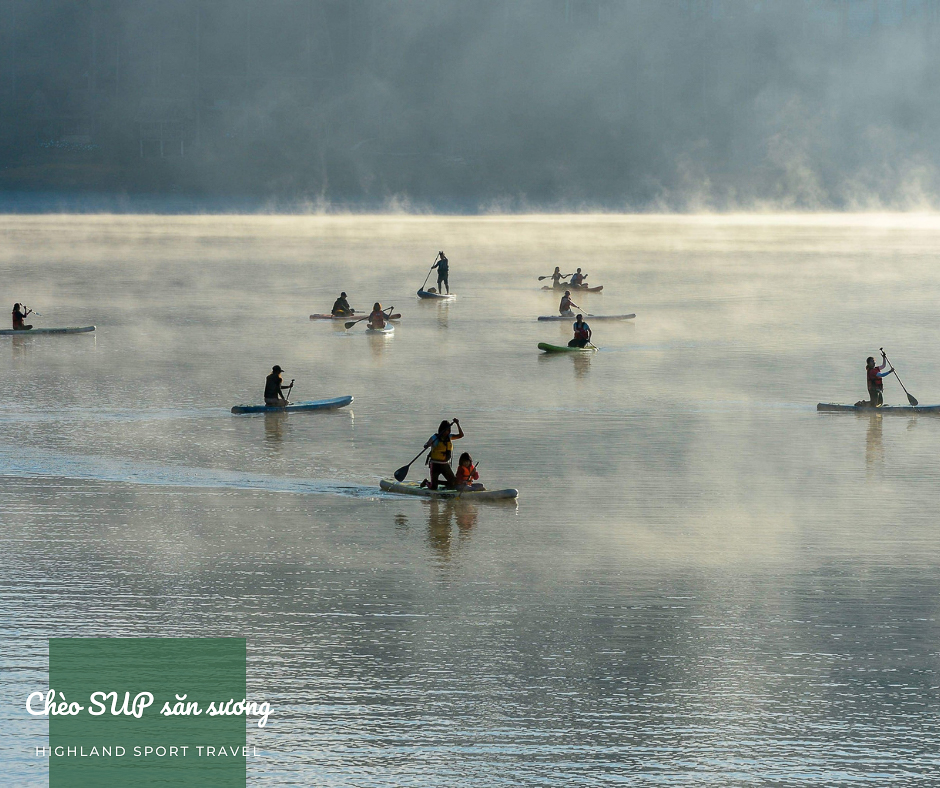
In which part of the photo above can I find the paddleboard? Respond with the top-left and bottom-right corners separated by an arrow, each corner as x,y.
417,289 -> 456,300
538,342 -> 596,353
380,478 -> 518,501
538,313 -> 634,321
542,284 -> 603,293
231,395 -> 353,414
817,402 -> 940,413
365,324 -> 394,334
311,313 -> 401,321
0,326 -> 95,336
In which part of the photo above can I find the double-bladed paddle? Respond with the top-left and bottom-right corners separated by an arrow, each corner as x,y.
345,307 -> 396,330
881,348 -> 918,406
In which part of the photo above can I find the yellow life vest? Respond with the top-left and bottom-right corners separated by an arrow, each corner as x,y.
428,435 -> 452,463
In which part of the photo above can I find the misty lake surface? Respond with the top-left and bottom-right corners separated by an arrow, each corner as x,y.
3,213 -> 940,785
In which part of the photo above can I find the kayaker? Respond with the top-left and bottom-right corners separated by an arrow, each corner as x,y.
455,452 -> 485,492
569,268 -> 588,287
559,291 -> 575,316
866,353 -> 893,407
550,266 -> 570,287
431,251 -> 449,294
421,418 -> 464,490
568,315 -> 592,348
331,292 -> 354,317
368,302 -> 387,330
12,303 -> 32,331
264,365 -> 293,407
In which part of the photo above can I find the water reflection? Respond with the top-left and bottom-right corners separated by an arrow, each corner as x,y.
368,331 -> 393,360
264,411 -> 288,446
864,412 -> 883,475
424,499 -> 479,561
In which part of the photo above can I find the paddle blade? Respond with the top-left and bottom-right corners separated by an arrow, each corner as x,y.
393,463 -> 411,482
344,321 -> 357,329
908,392 -> 919,406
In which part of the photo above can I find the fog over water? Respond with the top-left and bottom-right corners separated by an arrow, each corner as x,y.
2,214 -> 940,784
3,1 -> 940,208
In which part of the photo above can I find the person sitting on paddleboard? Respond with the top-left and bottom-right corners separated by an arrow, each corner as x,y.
421,419 -> 464,490
332,292 -> 354,317
866,353 -> 893,407
264,365 -> 292,407
569,315 -> 592,348
569,268 -> 588,287
368,302 -> 387,330
455,452 -> 485,492
12,303 -> 32,331
431,251 -> 449,294
559,291 -> 574,316
550,266 -> 570,287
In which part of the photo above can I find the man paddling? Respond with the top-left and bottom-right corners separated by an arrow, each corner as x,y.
866,353 -> 893,407
12,303 -> 32,331
331,292 -> 354,317
431,251 -> 449,294
568,315 -> 592,348
264,365 -> 293,407
569,268 -> 588,287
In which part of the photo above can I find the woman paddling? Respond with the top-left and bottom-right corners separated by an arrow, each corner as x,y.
368,302 -> 388,330
549,266 -> 570,287
12,303 -> 32,331
569,315 -> 592,348
421,419 -> 464,490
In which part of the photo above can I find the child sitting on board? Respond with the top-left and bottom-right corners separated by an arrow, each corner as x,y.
455,452 -> 485,491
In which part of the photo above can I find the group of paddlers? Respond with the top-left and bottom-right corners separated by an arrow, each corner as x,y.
329,293 -> 393,330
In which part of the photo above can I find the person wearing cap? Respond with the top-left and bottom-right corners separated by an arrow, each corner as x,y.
331,292 -> 354,317
568,315 -> 592,348
431,251 -> 449,294
264,365 -> 292,407
559,291 -> 575,316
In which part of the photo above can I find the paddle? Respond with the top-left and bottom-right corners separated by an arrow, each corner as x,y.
538,273 -> 571,281
881,348 -> 918,406
394,447 -> 429,482
420,256 -> 439,292
284,379 -> 295,404
24,306 -> 41,317
345,307 -> 394,330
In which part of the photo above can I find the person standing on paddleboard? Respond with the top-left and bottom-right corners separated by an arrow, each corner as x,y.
12,303 -> 32,331
332,292 -> 353,317
866,353 -> 893,407
569,315 -> 592,348
264,365 -> 292,407
421,419 -> 464,490
431,251 -> 449,294
559,291 -> 574,316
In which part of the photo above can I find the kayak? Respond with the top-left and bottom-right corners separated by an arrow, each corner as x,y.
380,478 -> 519,501
817,402 -> 940,414
0,326 -> 95,336
538,342 -> 596,353
310,313 -> 401,321
231,395 -> 353,414
542,284 -> 603,293
417,289 -> 456,300
365,324 -> 394,334
538,313 -> 634,321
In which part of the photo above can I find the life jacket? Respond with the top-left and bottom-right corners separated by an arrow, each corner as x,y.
867,366 -> 883,389
427,434 -> 452,463
369,310 -> 386,328
570,273 -> 584,286
560,296 -> 572,312
573,321 -> 590,340
456,464 -> 478,484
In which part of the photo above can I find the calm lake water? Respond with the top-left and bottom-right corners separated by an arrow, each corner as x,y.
2,213 -> 940,785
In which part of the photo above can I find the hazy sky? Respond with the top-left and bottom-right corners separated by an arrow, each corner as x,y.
2,0 -> 938,210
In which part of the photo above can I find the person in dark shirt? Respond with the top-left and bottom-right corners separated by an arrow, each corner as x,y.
331,292 -> 354,317
568,315 -> 592,348
264,365 -> 293,407
431,251 -> 449,294
12,303 -> 32,331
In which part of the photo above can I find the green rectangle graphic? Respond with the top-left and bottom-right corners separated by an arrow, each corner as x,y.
49,638 -> 247,787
